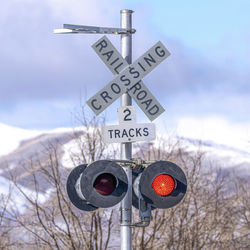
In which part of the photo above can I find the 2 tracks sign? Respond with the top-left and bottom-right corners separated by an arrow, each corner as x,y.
102,106 -> 155,143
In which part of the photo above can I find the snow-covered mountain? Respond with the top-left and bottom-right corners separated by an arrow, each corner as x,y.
176,117 -> 250,176
0,123 -> 76,158
1,119 -> 249,176
0,123 -> 41,157
0,123 -> 82,212
0,119 -> 249,212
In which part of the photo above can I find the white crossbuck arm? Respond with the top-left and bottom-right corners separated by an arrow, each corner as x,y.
87,37 -> 170,121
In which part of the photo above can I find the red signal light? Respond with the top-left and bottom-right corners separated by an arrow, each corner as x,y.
93,173 -> 117,195
152,174 -> 175,196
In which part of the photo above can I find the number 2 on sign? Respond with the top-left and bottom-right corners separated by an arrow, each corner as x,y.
118,106 -> 136,124
123,109 -> 132,121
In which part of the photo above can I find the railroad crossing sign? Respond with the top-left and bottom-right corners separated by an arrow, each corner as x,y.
54,9 -> 173,250
102,106 -> 155,143
87,36 -> 170,121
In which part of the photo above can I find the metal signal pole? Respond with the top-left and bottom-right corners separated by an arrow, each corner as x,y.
120,9 -> 133,250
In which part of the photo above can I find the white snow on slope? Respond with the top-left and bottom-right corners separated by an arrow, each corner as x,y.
177,116 -> 250,167
0,123 -> 75,157
0,123 -> 42,157
1,116 -> 250,170
0,175 -> 53,213
177,116 -> 250,152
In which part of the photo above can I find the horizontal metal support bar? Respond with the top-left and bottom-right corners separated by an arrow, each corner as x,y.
106,158 -> 154,169
53,24 -> 136,34
54,29 -> 79,34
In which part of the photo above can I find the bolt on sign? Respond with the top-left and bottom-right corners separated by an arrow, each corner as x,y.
87,36 -> 170,121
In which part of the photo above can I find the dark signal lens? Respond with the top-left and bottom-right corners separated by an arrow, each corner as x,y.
152,174 -> 175,196
93,173 -> 117,195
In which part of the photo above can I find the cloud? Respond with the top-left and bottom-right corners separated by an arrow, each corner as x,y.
0,1 -> 249,128
177,115 -> 250,153
0,0 -> 241,103
0,0 -> 124,104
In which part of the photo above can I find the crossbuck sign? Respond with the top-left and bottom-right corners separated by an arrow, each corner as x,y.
87,36 -> 170,121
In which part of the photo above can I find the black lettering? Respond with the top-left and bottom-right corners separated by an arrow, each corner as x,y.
137,90 -> 147,100
122,129 -> 128,138
143,127 -> 149,136
95,39 -> 107,52
148,105 -> 159,115
114,62 -> 124,74
138,62 -> 146,72
108,130 -> 113,138
136,128 -> 142,136
129,67 -> 140,78
91,99 -> 102,110
124,109 -> 132,121
155,46 -> 166,57
111,83 -> 121,94
120,75 -> 131,86
100,91 -> 112,103
128,128 -> 135,137
102,50 -> 113,61
144,53 -> 156,67
141,98 -> 152,110
110,57 -> 120,66
114,130 -> 120,138
129,81 -> 142,95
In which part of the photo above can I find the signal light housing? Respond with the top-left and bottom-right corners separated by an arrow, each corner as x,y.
66,164 -> 98,211
133,161 -> 187,209
66,160 -> 128,211
81,160 -> 128,208
67,160 -> 187,212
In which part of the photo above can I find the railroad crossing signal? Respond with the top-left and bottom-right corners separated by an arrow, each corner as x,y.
55,10 -> 187,250
58,23 -> 187,218
67,160 -> 187,212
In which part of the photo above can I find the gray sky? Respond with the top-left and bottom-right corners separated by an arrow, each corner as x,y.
0,0 -> 249,129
